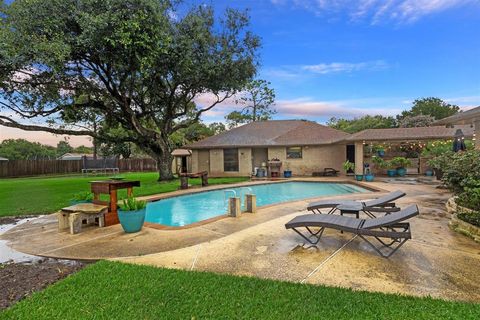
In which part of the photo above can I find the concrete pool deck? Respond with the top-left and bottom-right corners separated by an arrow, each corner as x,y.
2,178 -> 480,302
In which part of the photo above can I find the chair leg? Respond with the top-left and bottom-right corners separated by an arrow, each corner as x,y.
357,235 -> 409,258
292,227 -> 325,245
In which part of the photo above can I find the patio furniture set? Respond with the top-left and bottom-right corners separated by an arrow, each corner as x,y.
57,179 -> 140,234
285,190 -> 417,258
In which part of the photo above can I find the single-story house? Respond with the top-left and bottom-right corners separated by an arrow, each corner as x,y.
186,120 -> 350,177
186,119 -> 475,177
57,153 -> 94,160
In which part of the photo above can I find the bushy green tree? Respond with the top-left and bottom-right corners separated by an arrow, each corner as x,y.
399,97 -> 459,120
0,0 -> 259,180
56,140 -> 73,157
398,114 -> 435,128
0,139 -> 56,160
327,115 -> 396,134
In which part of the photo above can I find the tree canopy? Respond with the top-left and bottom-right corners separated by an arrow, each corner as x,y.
0,0 -> 260,180
225,79 -> 276,128
327,115 -> 396,134
399,97 -> 459,120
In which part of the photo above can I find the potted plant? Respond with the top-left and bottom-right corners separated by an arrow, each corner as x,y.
390,157 -> 411,177
70,191 -> 94,205
364,167 -> 374,182
118,196 -> 147,233
342,160 -> 355,176
283,162 -> 292,178
427,153 -> 453,180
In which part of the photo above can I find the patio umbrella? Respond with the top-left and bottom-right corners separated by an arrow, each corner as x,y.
452,129 -> 466,152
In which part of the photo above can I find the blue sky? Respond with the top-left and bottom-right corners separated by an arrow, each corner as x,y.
2,0 -> 480,146
198,0 -> 480,123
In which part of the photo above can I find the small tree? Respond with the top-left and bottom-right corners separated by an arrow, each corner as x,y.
398,115 -> 435,128
225,79 -> 276,128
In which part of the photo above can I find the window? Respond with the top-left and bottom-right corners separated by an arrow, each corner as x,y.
286,147 -> 302,159
224,148 -> 239,171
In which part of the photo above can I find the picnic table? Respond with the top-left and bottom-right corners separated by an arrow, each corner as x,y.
90,180 -> 140,226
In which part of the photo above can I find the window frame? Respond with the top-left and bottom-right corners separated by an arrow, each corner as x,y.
286,146 -> 303,159
223,148 -> 239,172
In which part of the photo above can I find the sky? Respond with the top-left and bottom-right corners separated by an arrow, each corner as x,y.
1,0 -> 480,146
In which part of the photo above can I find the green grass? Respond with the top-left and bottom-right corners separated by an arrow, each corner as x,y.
0,173 -> 248,217
1,261 -> 479,319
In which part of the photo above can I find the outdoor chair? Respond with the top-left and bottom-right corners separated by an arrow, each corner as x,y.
307,190 -> 406,217
285,204 -> 419,258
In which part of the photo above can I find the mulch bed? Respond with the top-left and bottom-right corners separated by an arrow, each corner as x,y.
0,259 -> 85,310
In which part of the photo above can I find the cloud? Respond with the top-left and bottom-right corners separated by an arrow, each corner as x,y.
0,126 -> 91,147
302,60 -> 388,74
271,0 -> 476,24
275,97 -> 402,119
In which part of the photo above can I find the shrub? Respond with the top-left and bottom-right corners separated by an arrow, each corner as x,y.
390,157 -> 411,168
342,160 -> 355,173
457,187 -> 480,211
457,210 -> 480,228
441,150 -> 480,194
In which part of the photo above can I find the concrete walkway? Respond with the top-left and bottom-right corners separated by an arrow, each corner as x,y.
2,179 -> 480,302
117,182 -> 480,303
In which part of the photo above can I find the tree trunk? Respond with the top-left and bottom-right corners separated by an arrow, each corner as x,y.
156,152 -> 174,181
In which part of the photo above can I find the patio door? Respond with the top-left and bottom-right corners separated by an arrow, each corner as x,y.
198,150 -> 210,173
252,148 -> 268,170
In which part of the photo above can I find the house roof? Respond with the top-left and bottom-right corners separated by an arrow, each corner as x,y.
0,157 -> 8,161
434,106 -> 480,125
186,120 -> 350,149
57,153 -> 94,159
171,149 -> 192,156
347,125 -> 474,142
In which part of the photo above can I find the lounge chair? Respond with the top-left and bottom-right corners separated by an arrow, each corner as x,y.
285,204 -> 419,258
307,190 -> 406,216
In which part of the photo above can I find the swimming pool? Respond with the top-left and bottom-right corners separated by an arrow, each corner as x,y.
146,181 -> 370,227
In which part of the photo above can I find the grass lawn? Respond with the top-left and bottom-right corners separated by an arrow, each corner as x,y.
1,261 -> 479,319
0,173 -> 248,217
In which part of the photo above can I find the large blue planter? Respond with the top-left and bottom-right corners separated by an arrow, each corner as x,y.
365,174 -> 374,182
118,208 -> 146,233
283,170 -> 292,178
387,169 -> 397,177
396,167 -> 407,177
355,174 -> 363,181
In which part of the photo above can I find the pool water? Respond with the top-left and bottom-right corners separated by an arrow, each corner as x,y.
146,182 -> 370,227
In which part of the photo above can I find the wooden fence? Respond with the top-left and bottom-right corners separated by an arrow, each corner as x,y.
0,158 -> 157,178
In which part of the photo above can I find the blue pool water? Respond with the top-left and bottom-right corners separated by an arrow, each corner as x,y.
146,182 -> 370,227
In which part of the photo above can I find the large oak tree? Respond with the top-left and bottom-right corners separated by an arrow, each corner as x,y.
0,0 -> 259,180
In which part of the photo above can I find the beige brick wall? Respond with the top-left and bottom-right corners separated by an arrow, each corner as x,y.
191,145 -> 346,177
191,150 -> 199,173
208,148 -> 252,177
269,145 -> 346,176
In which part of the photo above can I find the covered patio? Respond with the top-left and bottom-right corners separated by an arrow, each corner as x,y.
435,106 -> 480,149
346,126 -> 474,176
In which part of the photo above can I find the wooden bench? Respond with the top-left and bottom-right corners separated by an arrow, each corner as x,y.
57,203 -> 108,234
179,171 -> 208,189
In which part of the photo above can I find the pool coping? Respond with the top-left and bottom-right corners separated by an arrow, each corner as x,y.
141,178 -> 385,230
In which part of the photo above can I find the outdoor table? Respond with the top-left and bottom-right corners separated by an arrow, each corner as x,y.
90,180 -> 141,226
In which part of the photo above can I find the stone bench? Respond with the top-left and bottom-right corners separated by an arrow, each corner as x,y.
57,203 -> 108,234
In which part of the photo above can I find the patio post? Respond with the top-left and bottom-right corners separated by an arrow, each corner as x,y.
354,142 -> 364,175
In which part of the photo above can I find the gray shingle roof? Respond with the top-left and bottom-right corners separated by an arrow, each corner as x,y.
186,120 -> 350,149
346,125 -> 474,142
434,106 -> 480,125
